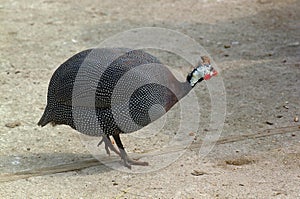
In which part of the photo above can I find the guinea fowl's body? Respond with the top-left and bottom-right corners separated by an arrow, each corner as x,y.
38,48 -> 217,168
38,48 -> 189,134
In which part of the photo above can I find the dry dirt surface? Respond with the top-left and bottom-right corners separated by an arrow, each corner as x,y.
1,0 -> 300,198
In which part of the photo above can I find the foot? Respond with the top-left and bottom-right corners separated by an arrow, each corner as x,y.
97,136 -> 120,156
119,148 -> 149,169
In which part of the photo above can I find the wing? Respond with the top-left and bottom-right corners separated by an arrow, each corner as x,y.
48,48 -> 162,109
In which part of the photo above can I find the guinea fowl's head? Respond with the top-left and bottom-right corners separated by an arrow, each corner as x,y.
187,56 -> 218,87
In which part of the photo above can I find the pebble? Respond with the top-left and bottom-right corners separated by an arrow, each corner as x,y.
287,41 -> 299,47
266,121 -> 274,125
11,160 -> 20,165
5,121 -> 21,128
191,170 -> 207,176
294,116 -> 299,122
283,105 -> 289,109
189,132 -> 195,136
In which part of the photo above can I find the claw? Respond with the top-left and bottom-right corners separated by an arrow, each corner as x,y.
98,134 -> 149,169
97,136 -> 120,156
119,148 -> 149,169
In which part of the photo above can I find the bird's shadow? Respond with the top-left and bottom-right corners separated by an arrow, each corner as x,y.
0,152 -> 116,182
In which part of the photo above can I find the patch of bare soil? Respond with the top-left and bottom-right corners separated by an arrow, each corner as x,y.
0,0 -> 299,198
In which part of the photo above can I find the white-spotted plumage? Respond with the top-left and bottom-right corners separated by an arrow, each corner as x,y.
38,48 -> 217,168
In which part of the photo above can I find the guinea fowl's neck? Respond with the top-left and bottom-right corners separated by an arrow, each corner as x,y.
177,81 -> 193,100
163,80 -> 193,112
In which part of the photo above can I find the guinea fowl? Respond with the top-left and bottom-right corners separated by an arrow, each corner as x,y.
38,48 -> 217,168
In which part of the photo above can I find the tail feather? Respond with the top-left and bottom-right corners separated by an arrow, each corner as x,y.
38,107 -> 53,127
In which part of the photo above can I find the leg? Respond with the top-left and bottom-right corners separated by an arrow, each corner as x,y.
112,133 -> 149,169
97,135 -> 120,156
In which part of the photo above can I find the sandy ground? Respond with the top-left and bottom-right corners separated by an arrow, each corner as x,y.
0,0 -> 300,198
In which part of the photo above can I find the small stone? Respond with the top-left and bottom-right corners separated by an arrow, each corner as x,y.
113,182 -> 118,186
294,116 -> 299,122
27,148 -> 31,151
276,115 -> 283,118
191,170 -> 207,176
5,121 -> 21,128
225,158 -> 255,166
287,41 -> 299,47
224,44 -> 231,48
189,132 -> 195,136
283,105 -> 289,109
266,121 -> 274,125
